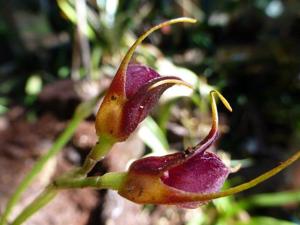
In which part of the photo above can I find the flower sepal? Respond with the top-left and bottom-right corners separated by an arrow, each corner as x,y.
95,18 -> 197,142
118,91 -> 232,208
117,91 -> 300,208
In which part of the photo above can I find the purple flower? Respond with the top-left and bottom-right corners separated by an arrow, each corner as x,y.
95,18 -> 196,142
94,18 -> 300,209
118,91 -> 233,208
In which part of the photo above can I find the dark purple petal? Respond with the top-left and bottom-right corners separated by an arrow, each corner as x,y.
125,64 -> 160,98
129,152 -> 185,175
161,151 -> 229,194
125,150 -> 229,208
122,76 -> 180,137
161,151 -> 229,208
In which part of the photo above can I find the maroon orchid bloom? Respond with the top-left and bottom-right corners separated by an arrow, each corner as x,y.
95,18 -> 196,142
118,91 -> 233,208
93,18 -> 300,208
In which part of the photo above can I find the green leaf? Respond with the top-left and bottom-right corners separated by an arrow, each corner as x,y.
0,104 -> 8,115
238,190 -> 300,209
57,0 -> 95,39
186,209 -> 205,225
213,195 -> 235,215
157,100 -> 174,134
236,216 -> 298,225
25,75 -> 42,96
138,117 -> 169,155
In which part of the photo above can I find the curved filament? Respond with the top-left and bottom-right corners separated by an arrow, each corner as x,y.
116,17 -> 197,86
147,79 -> 193,91
191,90 -> 232,153
174,150 -> 300,203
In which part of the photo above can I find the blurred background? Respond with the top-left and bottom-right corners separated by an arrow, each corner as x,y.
0,0 -> 300,225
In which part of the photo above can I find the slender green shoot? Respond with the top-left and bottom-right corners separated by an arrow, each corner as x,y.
0,96 -> 99,225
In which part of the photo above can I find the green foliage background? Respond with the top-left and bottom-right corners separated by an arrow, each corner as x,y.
1,0 -> 300,224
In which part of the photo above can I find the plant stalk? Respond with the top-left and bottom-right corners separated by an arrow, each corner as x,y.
9,172 -> 126,225
77,135 -> 116,176
54,172 -> 127,190
0,97 -> 99,225
10,186 -> 57,225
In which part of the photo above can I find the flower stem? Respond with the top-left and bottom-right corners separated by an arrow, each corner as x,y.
54,172 -> 127,190
9,172 -> 126,225
77,135 -> 116,176
0,118 -> 80,225
0,97 -> 98,225
10,186 -> 57,225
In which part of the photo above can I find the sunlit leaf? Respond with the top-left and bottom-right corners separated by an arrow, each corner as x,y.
186,209 -> 205,225
57,0 -> 95,39
238,189 -> 300,209
25,75 -> 42,95
236,216 -> 298,225
138,117 -> 169,155
0,104 -> 8,115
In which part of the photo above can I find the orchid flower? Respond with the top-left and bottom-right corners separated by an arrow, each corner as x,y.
74,18 -> 300,208
6,18 -> 300,225
54,89 -> 300,209
78,18 -> 196,175
95,18 -> 196,142
118,91 -> 232,208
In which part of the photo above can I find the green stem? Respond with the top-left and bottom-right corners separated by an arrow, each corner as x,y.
0,97 -> 98,225
0,117 -> 80,225
9,172 -> 126,225
10,186 -> 57,225
54,172 -> 127,190
77,135 -> 116,176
